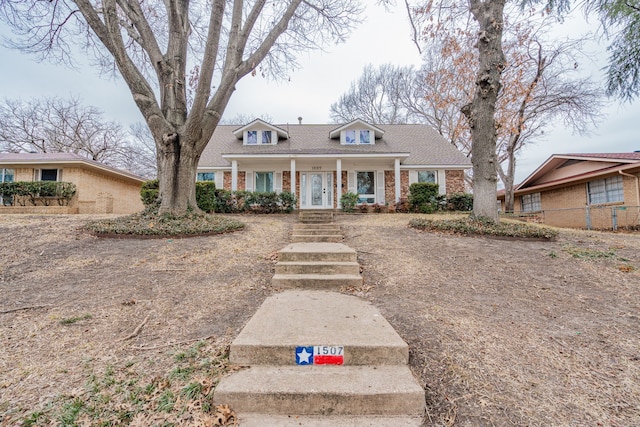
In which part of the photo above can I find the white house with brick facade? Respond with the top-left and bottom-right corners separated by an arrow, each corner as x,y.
198,119 -> 471,209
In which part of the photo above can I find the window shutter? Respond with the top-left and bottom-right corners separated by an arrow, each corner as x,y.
437,170 -> 446,195
245,172 -> 253,192
274,172 -> 282,193
216,172 -> 224,189
348,171 -> 356,194
408,170 -> 418,185
376,171 -> 385,204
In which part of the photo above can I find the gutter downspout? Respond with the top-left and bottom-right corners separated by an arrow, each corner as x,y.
619,170 -> 640,206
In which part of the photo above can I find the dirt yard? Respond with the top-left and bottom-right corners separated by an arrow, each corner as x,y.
1,213 -> 639,426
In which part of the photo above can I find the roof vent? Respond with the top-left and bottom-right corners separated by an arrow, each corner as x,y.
298,116 -> 302,125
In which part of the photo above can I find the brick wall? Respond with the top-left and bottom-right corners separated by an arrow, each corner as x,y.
384,171 -> 395,204
446,170 -> 466,194
63,167 -> 143,214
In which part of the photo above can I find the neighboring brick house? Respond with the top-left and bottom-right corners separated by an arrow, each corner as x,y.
0,153 -> 145,214
198,119 -> 471,209
498,153 -> 640,228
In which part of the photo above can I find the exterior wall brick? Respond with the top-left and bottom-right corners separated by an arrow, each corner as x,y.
400,170 -> 409,200
238,171 -> 246,191
384,171 -> 395,205
223,171 -> 231,190
446,170 -> 466,194
283,171 -> 291,193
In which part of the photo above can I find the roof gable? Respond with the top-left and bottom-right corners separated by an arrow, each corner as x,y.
517,153 -> 640,191
329,119 -> 385,139
232,119 -> 289,140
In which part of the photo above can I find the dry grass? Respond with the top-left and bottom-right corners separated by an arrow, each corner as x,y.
1,212 -> 639,426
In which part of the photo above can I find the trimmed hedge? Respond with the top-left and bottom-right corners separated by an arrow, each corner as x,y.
140,180 -> 297,214
0,181 -> 76,206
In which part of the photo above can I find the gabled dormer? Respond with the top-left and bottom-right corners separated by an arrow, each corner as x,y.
233,119 -> 289,145
329,119 -> 385,145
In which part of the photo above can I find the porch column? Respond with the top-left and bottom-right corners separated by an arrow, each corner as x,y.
231,160 -> 238,191
394,158 -> 401,203
290,158 -> 296,194
336,158 -> 342,208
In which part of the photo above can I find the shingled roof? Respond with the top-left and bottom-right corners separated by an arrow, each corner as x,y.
0,152 -> 145,182
199,124 -> 471,168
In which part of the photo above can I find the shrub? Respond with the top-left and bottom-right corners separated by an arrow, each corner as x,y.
195,182 -> 216,213
278,191 -> 297,213
0,181 -> 76,206
393,197 -> 410,213
447,193 -> 473,211
358,202 -> 369,213
340,192 -> 359,213
140,179 -> 159,207
408,216 -> 558,240
141,182 -> 296,214
408,182 -> 439,213
250,192 -> 280,213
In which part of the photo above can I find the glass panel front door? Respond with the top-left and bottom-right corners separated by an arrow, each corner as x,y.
301,172 -> 333,209
311,173 -> 323,206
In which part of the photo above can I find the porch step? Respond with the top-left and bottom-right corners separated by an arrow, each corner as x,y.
213,365 -> 424,416
229,290 -> 408,366
272,273 -> 363,289
235,414 -> 423,426
275,261 -> 360,275
299,210 -> 334,223
291,235 -> 343,243
292,226 -> 341,235
278,243 -> 357,263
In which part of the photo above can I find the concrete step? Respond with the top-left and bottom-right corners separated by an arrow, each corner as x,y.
235,415 -> 423,426
272,273 -> 363,289
294,223 -> 339,229
230,290 -> 408,366
291,235 -> 343,243
292,227 -> 341,235
278,243 -> 357,263
275,261 -> 360,275
214,365 -> 425,416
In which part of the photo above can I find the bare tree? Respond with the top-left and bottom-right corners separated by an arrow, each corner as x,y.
0,97 -> 156,177
495,22 -> 603,212
0,0 -> 364,214
220,113 -> 274,125
329,63 -> 410,124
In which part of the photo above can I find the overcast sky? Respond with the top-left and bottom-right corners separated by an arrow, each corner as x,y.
0,2 -> 638,183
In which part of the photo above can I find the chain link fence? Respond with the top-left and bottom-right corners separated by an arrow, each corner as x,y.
506,205 -> 640,231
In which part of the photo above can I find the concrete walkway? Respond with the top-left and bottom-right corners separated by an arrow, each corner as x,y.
213,212 -> 425,425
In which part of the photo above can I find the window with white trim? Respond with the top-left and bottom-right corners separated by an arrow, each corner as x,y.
521,193 -> 541,212
245,130 -> 274,145
1,168 -> 14,183
342,130 -> 373,145
197,172 -> 215,182
356,171 -> 375,203
417,170 -> 436,183
255,172 -> 274,192
587,176 -> 623,204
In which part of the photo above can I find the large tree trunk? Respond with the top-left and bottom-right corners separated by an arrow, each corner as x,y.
156,132 -> 201,214
498,159 -> 515,214
463,0 -> 506,223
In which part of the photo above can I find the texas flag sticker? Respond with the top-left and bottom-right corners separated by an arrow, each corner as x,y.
296,346 -> 344,365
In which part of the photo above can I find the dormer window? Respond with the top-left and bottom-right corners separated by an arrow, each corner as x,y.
245,130 -> 275,145
343,129 -> 373,145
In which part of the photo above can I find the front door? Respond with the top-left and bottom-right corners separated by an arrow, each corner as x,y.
301,172 -> 333,209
